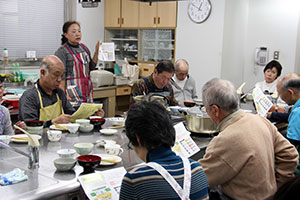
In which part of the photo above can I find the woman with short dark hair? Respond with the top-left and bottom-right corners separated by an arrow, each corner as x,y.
119,101 -> 209,200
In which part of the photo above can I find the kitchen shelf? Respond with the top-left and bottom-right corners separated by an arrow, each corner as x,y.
143,39 -> 174,42
143,47 -> 174,50
111,38 -> 138,41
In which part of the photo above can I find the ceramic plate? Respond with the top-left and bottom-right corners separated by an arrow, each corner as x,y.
100,129 -> 118,135
49,124 -> 69,131
96,154 -> 122,166
95,139 -> 117,147
11,134 -> 42,143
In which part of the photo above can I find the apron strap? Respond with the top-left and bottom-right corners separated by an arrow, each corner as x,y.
146,156 -> 191,200
35,83 -> 61,110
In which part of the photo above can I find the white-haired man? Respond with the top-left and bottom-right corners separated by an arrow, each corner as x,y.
170,59 -> 197,104
199,78 -> 298,200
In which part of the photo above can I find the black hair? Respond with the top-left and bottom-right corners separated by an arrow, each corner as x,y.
0,76 -> 5,83
61,21 -> 81,45
263,60 -> 282,78
125,101 -> 175,151
273,174 -> 300,200
155,60 -> 175,74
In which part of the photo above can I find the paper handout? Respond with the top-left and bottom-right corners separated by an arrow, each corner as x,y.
98,43 -> 115,62
172,122 -> 200,158
78,167 -> 127,200
71,103 -> 103,122
252,87 -> 273,116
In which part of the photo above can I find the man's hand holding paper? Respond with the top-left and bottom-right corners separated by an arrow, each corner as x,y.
71,103 -> 104,122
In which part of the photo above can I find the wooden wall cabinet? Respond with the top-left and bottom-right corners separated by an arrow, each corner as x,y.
139,1 -> 177,28
105,0 -> 139,28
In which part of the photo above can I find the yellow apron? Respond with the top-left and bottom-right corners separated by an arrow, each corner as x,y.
35,84 -> 63,122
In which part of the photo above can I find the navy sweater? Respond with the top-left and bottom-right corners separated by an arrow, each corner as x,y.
119,146 -> 209,200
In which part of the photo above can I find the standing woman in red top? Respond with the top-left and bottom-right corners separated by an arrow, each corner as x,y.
55,21 -> 100,104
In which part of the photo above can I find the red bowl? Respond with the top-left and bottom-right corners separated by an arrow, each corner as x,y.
3,99 -> 19,108
184,101 -> 196,107
77,155 -> 101,174
25,120 -> 44,127
90,118 -> 106,127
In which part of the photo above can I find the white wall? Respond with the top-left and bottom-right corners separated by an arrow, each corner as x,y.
242,0 -> 300,92
75,1 -> 104,62
176,0 -> 226,98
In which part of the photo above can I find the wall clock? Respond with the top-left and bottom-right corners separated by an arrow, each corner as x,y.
188,0 -> 212,24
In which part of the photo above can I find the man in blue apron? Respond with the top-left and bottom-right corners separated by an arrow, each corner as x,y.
119,101 -> 209,200
19,56 -> 104,127
131,60 -> 178,106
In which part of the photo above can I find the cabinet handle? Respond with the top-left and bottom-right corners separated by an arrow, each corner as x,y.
144,68 -> 149,72
123,89 -> 129,92
158,17 -> 160,24
154,17 -> 156,24
122,18 -> 124,24
118,18 -> 120,24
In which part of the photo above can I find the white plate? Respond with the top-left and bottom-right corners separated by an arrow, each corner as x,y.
11,134 -> 42,143
49,124 -> 70,131
95,139 -> 117,147
100,129 -> 118,135
96,154 -> 122,166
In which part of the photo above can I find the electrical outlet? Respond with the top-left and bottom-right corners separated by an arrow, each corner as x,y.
274,51 -> 279,60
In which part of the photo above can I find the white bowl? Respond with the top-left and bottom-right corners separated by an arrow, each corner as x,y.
75,119 -> 90,125
74,143 -> 94,155
79,124 -> 94,133
54,158 -> 76,171
27,126 -> 43,135
107,117 -> 125,126
0,135 -> 11,145
66,123 -> 80,134
57,149 -> 76,158
47,130 -> 62,142
169,106 -> 181,114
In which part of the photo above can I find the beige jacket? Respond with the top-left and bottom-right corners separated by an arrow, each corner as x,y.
200,111 -> 298,200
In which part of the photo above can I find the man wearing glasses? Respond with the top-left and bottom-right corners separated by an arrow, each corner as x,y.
199,78 -> 298,200
170,59 -> 198,105
131,60 -> 178,106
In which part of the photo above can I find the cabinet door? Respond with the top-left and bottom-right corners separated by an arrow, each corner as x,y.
121,0 -> 139,27
105,0 -> 121,27
139,2 -> 157,28
157,1 -> 177,28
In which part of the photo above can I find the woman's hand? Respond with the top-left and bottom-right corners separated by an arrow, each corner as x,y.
14,121 -> 27,134
94,108 -> 105,118
93,40 -> 102,64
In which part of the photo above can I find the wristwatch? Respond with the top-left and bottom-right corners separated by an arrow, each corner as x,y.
275,104 -> 279,112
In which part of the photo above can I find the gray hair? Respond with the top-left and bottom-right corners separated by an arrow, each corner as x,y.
40,61 -> 51,74
281,77 -> 300,92
175,59 -> 189,71
202,78 -> 240,113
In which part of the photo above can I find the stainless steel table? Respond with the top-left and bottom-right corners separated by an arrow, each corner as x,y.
0,121 -> 212,200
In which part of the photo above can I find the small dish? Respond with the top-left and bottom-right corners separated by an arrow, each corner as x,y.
106,117 -> 125,126
96,154 -> 122,166
0,135 -> 11,145
57,149 -> 76,158
95,139 -> 116,147
11,134 -> 41,143
47,130 -> 62,142
100,129 -> 118,135
49,124 -> 69,131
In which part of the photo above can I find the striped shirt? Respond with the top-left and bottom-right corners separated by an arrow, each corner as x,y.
119,146 -> 209,200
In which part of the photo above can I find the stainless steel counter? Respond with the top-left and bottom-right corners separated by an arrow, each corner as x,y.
0,122 -> 212,200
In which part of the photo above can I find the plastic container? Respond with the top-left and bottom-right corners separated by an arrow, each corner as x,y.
3,48 -> 8,66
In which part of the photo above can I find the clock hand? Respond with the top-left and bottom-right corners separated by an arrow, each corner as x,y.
191,3 -> 200,10
198,2 -> 203,11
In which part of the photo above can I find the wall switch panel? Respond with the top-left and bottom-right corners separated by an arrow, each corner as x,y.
274,51 -> 279,60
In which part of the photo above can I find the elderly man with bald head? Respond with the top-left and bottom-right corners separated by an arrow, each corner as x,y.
277,73 -> 300,149
19,55 -> 104,127
199,78 -> 298,199
170,59 -> 198,105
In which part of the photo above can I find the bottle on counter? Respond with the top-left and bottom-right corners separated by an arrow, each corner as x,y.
3,48 -> 8,66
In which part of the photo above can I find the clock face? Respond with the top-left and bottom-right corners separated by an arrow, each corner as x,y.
188,0 -> 212,24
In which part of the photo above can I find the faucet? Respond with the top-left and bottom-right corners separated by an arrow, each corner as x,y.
0,141 -> 39,169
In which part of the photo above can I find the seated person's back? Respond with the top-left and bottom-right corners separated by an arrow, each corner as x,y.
119,101 -> 209,200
